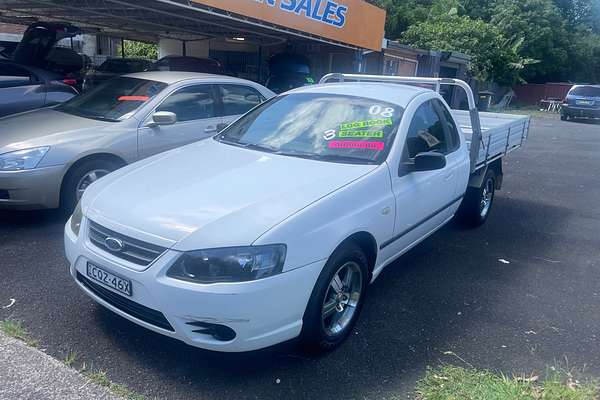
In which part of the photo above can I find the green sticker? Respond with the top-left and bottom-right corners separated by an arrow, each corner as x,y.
340,118 -> 393,130
305,76 -> 315,84
339,130 -> 384,138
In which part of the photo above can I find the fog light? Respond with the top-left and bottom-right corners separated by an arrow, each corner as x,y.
186,321 -> 236,341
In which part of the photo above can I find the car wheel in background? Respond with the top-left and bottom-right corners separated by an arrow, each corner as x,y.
560,113 -> 569,121
61,158 -> 122,214
456,169 -> 496,227
300,242 -> 368,353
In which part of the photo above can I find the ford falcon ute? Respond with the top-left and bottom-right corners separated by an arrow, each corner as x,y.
65,74 -> 530,352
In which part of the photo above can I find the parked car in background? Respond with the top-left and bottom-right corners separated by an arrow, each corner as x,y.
266,53 -> 315,94
561,85 -> 600,121
152,56 -> 223,74
83,58 -> 154,92
0,71 -> 274,211
64,75 -> 530,353
0,59 -> 78,117
9,21 -> 84,91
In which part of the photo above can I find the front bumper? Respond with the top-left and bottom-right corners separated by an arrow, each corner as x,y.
562,105 -> 600,118
65,218 -> 325,352
0,165 -> 65,209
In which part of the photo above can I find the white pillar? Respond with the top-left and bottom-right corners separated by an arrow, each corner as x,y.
158,38 -> 209,58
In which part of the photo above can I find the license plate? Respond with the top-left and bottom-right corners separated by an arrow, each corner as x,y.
86,263 -> 132,297
576,100 -> 593,105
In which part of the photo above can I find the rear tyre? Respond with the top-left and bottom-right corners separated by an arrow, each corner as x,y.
61,158 -> 122,214
560,113 -> 568,121
300,242 -> 368,353
456,169 -> 496,227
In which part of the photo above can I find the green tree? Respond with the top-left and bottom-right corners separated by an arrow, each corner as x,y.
117,40 -> 158,60
369,0 -> 599,83
402,14 -> 523,85
368,0 -> 434,39
491,0 -> 570,82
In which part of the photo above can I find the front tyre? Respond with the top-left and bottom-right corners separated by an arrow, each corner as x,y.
456,169 -> 496,227
301,242 -> 368,352
61,158 -> 122,214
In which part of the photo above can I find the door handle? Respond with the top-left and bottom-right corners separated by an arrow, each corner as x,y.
204,126 -> 217,134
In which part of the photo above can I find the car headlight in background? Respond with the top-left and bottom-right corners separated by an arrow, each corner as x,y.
0,147 -> 50,171
167,245 -> 287,284
70,200 -> 83,236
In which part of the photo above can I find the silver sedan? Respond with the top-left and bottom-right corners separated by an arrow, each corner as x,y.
0,71 -> 275,211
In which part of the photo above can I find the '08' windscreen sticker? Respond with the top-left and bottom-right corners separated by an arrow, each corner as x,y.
322,105 -> 395,151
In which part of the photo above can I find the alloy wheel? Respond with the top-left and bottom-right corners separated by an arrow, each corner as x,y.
75,169 -> 110,200
321,261 -> 363,337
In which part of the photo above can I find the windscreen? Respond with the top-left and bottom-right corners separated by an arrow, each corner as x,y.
570,86 -> 600,97
57,77 -> 166,122
215,93 -> 403,164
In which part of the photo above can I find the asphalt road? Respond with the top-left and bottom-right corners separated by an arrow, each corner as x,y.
1,116 -> 599,400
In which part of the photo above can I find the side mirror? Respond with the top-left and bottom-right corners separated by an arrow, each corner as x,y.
150,111 -> 177,126
413,152 -> 446,172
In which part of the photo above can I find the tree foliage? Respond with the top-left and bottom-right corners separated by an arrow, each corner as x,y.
368,0 -> 600,84
118,40 -> 158,60
402,15 -> 520,85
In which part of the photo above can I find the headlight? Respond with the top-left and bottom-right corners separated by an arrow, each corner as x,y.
70,200 -> 83,236
0,147 -> 50,171
167,245 -> 287,284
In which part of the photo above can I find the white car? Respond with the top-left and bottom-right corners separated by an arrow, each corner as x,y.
65,75 -> 530,352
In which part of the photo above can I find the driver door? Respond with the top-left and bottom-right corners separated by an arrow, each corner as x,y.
138,84 -> 224,158
384,99 -> 460,255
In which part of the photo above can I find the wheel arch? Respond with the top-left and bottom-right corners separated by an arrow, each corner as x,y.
333,231 -> 378,281
468,158 -> 503,190
59,152 -> 127,206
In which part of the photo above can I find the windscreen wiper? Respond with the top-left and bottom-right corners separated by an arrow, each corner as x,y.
276,151 -> 375,165
216,138 -> 279,154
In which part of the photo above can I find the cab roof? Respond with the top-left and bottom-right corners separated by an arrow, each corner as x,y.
287,82 -> 432,108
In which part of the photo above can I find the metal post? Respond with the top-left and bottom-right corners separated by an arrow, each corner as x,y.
468,108 -> 483,172
121,37 -> 125,58
355,50 -> 364,73
258,45 -> 263,83
182,40 -> 186,56
505,126 -> 511,153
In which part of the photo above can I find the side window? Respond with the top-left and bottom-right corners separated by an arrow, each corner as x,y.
0,64 -> 34,89
433,99 -> 461,153
404,100 -> 448,159
218,84 -> 264,117
156,85 -> 216,122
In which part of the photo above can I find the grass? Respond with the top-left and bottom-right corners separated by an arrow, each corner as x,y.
416,365 -> 599,400
0,319 -> 38,347
85,369 -> 147,400
63,350 -> 78,367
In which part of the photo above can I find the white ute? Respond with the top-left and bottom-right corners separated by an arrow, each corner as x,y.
65,74 -> 530,352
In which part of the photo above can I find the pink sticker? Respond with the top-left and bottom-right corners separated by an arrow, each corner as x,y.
328,140 -> 385,151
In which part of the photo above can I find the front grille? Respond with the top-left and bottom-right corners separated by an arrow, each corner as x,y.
77,272 -> 174,331
88,220 -> 167,266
